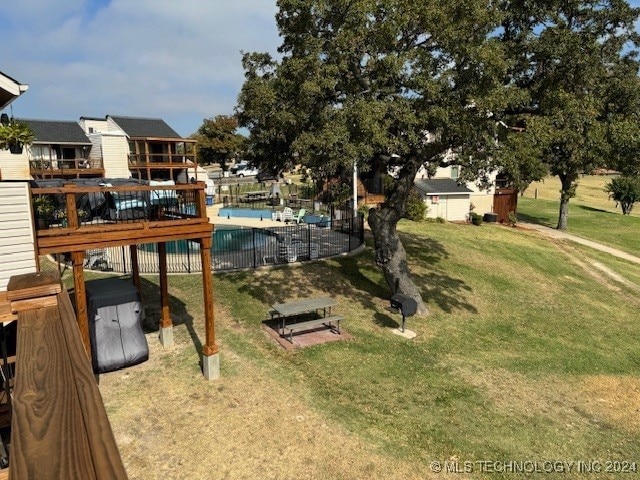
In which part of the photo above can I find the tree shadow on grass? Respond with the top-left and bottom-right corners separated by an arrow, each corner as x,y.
137,276 -> 202,355
400,233 -> 477,314
577,205 -> 616,215
224,233 -> 476,318
225,249 -> 389,315
516,212 -> 555,227
373,311 -> 400,329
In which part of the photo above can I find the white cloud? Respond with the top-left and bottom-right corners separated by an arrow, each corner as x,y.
0,0 -> 280,136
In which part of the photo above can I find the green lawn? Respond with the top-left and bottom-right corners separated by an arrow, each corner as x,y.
90,218 -> 640,479
215,221 -> 640,472
518,196 -> 640,255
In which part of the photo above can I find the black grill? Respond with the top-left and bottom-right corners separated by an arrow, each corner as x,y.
389,293 -> 418,332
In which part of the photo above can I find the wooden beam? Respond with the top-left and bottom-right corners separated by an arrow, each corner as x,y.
37,222 -> 213,255
200,236 -> 217,356
6,271 -> 62,301
129,244 -> 141,294
158,242 -> 171,329
9,287 -> 127,479
71,251 -> 90,355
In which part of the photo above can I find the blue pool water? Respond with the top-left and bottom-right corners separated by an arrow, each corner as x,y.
140,225 -> 271,254
218,208 -> 274,219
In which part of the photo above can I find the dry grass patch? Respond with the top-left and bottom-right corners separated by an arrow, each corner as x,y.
100,326 -> 435,480
577,376 -> 640,433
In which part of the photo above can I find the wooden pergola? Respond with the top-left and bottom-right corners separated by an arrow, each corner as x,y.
31,181 -> 219,379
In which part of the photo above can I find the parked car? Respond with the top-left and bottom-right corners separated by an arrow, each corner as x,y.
230,160 -> 250,175
256,171 -> 278,182
236,165 -> 259,177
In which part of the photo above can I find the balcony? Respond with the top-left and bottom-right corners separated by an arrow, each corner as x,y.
127,138 -> 197,181
30,158 -> 105,180
31,181 -> 212,255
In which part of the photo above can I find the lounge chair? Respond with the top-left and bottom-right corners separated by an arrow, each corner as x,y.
293,208 -> 306,224
276,207 -> 293,222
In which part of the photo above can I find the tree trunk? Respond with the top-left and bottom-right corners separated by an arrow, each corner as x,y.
557,173 -> 577,230
367,161 -> 428,315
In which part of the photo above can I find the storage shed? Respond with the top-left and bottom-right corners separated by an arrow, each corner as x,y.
414,178 -> 473,221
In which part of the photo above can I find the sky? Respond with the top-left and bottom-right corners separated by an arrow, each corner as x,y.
2,1 -> 640,138
0,0 -> 280,137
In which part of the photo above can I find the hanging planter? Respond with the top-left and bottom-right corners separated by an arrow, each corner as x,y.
0,119 -> 35,154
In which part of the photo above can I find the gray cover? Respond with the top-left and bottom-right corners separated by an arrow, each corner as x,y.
85,278 -> 149,373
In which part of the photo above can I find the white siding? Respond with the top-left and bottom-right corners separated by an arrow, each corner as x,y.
0,182 -> 37,291
79,118 -> 111,134
424,194 -> 470,221
0,148 -> 30,180
101,135 -> 131,178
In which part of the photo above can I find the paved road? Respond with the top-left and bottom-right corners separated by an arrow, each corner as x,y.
520,222 -> 640,265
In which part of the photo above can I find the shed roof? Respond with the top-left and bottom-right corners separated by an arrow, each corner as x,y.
22,119 -> 92,145
108,115 -> 182,139
414,178 -> 473,195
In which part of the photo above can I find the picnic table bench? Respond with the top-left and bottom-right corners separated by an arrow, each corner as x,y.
270,297 -> 344,343
241,191 -> 269,203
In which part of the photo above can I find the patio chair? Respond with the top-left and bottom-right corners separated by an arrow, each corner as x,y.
84,249 -> 111,270
276,207 -> 293,222
293,208 -> 306,224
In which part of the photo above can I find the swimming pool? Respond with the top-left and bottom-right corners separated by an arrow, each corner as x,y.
218,207 -> 274,219
140,225 -> 273,254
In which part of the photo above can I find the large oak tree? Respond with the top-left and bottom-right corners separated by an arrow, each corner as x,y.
237,0 -> 640,310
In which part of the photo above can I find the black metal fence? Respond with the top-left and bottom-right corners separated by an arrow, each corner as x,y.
82,214 -> 365,274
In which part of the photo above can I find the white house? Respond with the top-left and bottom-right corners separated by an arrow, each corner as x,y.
0,70 -> 37,290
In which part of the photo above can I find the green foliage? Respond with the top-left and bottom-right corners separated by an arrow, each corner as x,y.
194,115 -> 245,169
357,203 -> 371,218
507,211 -> 518,227
33,195 -> 54,217
0,119 -> 35,152
435,216 -> 446,224
403,190 -> 427,222
470,212 -> 483,226
605,176 -> 640,215
495,1 -> 640,228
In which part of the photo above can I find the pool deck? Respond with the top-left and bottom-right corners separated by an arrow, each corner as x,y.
206,204 -> 289,229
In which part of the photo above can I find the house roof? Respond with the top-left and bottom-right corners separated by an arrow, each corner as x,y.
414,178 -> 473,195
22,119 -> 92,145
107,115 -> 182,139
0,70 -> 28,109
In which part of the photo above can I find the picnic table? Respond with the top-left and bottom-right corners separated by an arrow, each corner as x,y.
241,191 -> 269,202
270,297 -> 343,343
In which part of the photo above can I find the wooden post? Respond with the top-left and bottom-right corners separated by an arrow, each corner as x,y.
200,236 -> 217,356
129,244 -> 141,293
158,242 -> 170,329
64,183 -> 78,228
200,235 -> 219,380
71,251 -> 90,355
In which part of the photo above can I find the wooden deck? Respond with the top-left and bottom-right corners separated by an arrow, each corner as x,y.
1,272 -> 127,479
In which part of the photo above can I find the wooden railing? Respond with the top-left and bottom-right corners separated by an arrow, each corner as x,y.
31,182 -> 212,255
29,158 -> 105,179
4,271 -> 127,479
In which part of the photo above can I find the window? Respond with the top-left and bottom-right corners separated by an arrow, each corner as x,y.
430,195 -> 439,204
450,166 -> 459,180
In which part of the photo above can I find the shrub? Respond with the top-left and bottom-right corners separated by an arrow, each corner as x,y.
507,211 -> 518,227
605,176 -> 640,215
436,216 -> 446,223
470,211 -> 483,226
403,190 -> 427,221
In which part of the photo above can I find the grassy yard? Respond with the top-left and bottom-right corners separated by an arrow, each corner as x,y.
517,175 -> 640,255
78,217 -> 640,480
